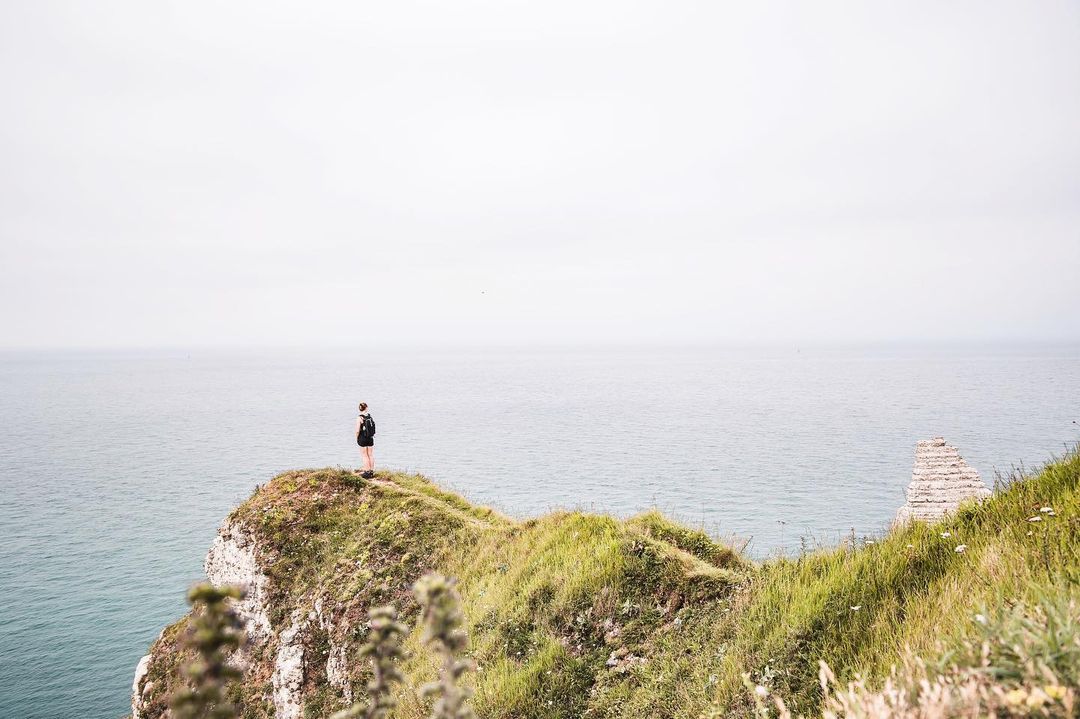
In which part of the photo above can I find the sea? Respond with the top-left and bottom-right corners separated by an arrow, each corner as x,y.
1,345 -> 1078,718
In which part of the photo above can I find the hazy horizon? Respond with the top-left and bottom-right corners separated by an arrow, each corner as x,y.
3,1 -> 1079,350
6,339 -> 1080,356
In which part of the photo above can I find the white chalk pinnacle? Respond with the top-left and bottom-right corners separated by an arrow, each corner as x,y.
894,437 -> 991,525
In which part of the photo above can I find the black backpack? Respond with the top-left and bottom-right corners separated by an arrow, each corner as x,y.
359,414 -> 376,440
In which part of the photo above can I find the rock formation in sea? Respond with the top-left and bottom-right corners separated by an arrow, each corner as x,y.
894,437 -> 991,525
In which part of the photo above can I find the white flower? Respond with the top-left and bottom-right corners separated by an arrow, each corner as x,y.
1027,531 -> 1034,536
906,544 -> 914,548
755,685 -> 769,697
954,544 -> 967,553
974,614 -> 988,624
940,532 -> 951,538
865,540 -> 875,545
1040,507 -> 1053,513
1028,516 -> 1043,523
850,605 -> 861,611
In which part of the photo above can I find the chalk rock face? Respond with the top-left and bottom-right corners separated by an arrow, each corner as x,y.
130,653 -> 152,719
131,515 -> 359,719
272,615 -> 307,719
204,520 -> 272,641
268,598 -> 348,719
132,518 -> 322,719
895,437 -> 991,524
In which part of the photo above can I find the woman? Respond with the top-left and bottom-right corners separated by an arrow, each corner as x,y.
355,402 -> 376,479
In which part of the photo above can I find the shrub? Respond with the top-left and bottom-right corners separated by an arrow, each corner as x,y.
170,584 -> 246,719
414,574 -> 476,719
331,605 -> 409,719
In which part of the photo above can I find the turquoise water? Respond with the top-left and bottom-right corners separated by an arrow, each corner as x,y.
1,346 -> 1078,718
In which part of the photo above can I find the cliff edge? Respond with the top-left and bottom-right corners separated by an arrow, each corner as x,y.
133,453 -> 1080,718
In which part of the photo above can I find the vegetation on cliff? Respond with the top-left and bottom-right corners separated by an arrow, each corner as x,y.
135,450 -> 1080,718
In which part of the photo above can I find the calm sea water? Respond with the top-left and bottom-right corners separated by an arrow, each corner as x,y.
1,346 -> 1078,718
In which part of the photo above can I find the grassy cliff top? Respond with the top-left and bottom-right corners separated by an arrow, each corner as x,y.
140,452 -> 1080,718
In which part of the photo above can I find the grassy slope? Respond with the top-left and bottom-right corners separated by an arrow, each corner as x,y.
139,452 -> 1080,718
710,451 -> 1080,714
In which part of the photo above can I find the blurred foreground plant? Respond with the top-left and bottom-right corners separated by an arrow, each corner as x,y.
414,574 -> 476,719
330,605 -> 409,719
170,583 -> 246,719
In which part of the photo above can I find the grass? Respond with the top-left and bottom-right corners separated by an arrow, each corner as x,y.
134,450 -> 1080,718
705,452 -> 1080,715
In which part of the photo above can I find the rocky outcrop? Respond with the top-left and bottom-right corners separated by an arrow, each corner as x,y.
131,518 -> 320,719
204,521 -> 272,641
895,437 -> 991,524
271,615 -> 306,719
131,653 -> 152,719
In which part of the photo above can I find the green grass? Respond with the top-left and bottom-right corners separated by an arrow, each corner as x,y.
136,451 -> 1080,718
713,452 -> 1080,714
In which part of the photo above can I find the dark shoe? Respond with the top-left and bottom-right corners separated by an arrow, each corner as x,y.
362,470 -> 374,479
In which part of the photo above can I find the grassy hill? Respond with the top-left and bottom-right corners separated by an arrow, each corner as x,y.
134,450 -> 1080,718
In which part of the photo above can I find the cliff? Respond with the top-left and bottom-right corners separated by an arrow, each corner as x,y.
132,452 -> 1080,718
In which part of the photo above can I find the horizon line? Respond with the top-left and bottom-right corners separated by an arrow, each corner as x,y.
3,338 -> 1080,355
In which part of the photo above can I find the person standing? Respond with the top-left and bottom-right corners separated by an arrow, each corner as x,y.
355,402 -> 376,478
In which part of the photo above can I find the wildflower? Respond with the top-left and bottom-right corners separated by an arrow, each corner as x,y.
850,605 -> 861,611
1040,506 -> 1053,513
754,685 -> 769,698
865,540 -> 874,545
905,544 -> 914,548
1026,689 -> 1049,709
954,544 -> 967,553
973,613 -> 987,624
1028,516 -> 1043,523
1044,685 -> 1067,701
1004,689 -> 1028,706
940,531 -> 951,538
708,674 -> 718,685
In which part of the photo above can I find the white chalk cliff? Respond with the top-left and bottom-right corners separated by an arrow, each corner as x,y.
895,437 -> 991,524
131,518 -> 352,719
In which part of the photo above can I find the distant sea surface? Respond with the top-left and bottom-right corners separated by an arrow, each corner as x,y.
1,346 -> 1078,718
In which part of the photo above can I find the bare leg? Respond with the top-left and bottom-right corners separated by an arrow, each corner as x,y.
364,447 -> 375,473
358,446 -> 368,473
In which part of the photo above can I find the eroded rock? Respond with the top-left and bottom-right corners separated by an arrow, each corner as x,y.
131,653 -> 152,719
132,517 -> 319,719
895,437 -> 990,524
204,520 -> 272,642
272,614 -> 307,719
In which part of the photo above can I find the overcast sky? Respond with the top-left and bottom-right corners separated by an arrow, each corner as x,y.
2,1 -> 1078,349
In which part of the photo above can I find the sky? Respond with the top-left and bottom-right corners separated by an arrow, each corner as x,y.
1,1 -> 1078,349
